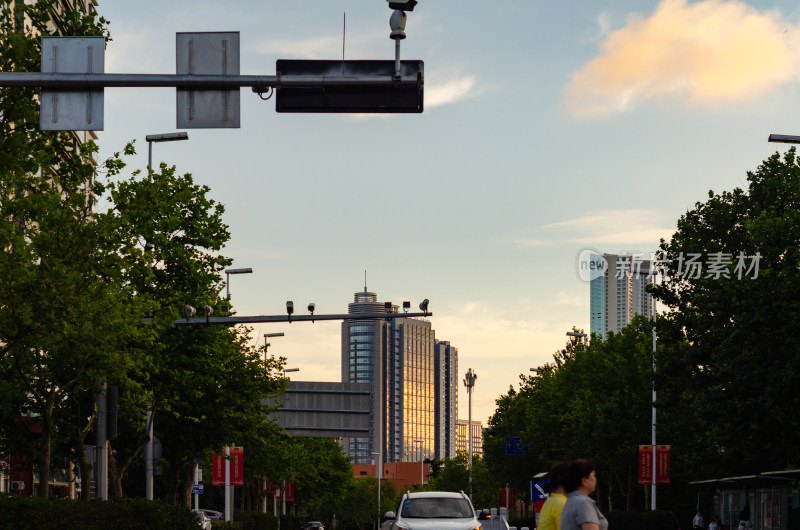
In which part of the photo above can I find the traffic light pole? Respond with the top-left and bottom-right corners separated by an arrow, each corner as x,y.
0,72 -> 421,90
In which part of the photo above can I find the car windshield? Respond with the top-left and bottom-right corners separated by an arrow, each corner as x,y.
401,497 -> 474,518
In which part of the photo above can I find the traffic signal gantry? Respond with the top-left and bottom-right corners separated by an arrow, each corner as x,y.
0,3 -> 425,131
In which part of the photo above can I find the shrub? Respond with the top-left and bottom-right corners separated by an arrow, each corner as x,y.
0,496 -> 201,530
606,509 -> 675,530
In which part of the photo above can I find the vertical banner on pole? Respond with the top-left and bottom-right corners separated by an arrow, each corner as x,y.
230,446 -> 244,486
212,452 -> 225,486
656,445 -> 671,484
638,445 -> 653,484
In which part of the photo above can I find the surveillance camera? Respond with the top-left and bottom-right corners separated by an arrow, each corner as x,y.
184,305 -> 196,318
203,304 -> 214,317
388,0 -> 417,11
419,299 -> 429,312
389,10 -> 407,40
308,303 -> 315,314
286,301 -> 294,315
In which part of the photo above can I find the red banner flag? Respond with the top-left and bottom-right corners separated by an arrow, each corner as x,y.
639,445 -> 670,484
211,447 -> 245,486
656,445 -> 670,484
499,488 -> 515,508
638,445 -> 653,484
212,452 -> 225,486
230,446 -> 244,486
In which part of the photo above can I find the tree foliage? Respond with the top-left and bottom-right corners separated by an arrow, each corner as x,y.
484,322 -> 655,512
652,148 -> 800,474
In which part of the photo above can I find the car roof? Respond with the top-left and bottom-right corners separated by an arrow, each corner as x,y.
404,491 -> 467,499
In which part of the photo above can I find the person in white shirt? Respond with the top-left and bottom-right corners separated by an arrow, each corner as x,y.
693,510 -> 704,529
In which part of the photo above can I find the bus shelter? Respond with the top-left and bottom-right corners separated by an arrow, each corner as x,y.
689,470 -> 800,530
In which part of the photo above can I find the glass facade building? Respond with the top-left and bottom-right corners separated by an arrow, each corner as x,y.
341,289 -> 458,465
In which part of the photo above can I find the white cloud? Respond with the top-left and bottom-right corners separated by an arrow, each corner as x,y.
554,291 -> 583,306
516,209 -> 674,248
253,35 -> 348,61
425,75 -> 476,109
565,0 -> 800,117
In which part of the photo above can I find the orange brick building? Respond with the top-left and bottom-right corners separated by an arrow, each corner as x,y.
352,461 -> 427,492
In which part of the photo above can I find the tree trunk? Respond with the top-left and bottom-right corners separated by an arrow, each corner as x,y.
108,435 -> 150,499
69,389 -> 97,501
181,459 -> 195,508
108,448 -> 123,498
74,431 -> 94,501
167,459 -> 180,505
37,397 -> 55,498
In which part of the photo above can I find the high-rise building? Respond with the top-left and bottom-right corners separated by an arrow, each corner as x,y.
341,288 -> 458,465
455,419 -> 483,459
434,341 -> 458,460
590,253 -> 654,340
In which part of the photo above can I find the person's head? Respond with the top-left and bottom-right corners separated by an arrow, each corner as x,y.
563,459 -> 596,493
544,461 -> 569,493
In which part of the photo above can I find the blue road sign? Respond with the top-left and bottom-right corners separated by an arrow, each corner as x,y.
192,484 -> 204,495
531,480 -> 549,501
505,437 -> 527,456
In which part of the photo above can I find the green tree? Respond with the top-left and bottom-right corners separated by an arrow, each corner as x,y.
652,148 -> 800,475
0,0 -> 136,499
106,163 -> 287,504
338,476 -> 380,530
484,320 -> 656,512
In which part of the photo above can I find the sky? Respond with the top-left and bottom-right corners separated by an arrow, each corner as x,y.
94,0 -> 800,427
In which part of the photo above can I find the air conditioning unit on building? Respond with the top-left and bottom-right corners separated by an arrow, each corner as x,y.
11,481 -> 25,491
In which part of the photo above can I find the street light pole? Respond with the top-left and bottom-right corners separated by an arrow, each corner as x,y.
372,451 -> 381,528
264,332 -> 284,367
463,368 -> 477,500
222,267 -> 253,522
146,132 -> 188,174
566,331 -> 588,345
413,439 -> 424,488
651,274 -> 658,511
144,131 -> 188,502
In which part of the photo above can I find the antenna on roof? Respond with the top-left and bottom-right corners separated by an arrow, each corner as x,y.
364,270 -> 367,292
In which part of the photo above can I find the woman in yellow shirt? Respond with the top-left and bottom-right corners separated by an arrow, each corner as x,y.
538,461 -> 569,530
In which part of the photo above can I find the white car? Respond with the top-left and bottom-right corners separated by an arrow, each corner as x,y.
192,509 -> 212,530
383,491 -> 487,530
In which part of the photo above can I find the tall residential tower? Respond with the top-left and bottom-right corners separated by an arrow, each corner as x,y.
590,253 -> 654,340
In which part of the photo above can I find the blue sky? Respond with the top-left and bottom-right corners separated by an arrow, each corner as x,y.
96,0 -> 800,425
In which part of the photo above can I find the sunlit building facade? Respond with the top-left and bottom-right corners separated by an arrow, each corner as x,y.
341,288 -> 458,465
590,253 -> 654,340
455,419 -> 483,459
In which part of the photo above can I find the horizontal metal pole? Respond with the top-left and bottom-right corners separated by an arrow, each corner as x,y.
768,134 -> 800,144
0,72 -> 421,89
171,311 -> 431,326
